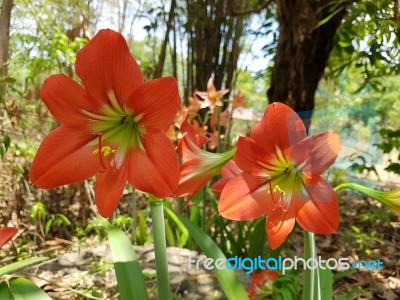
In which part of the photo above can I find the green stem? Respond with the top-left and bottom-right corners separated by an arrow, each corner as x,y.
303,231 -> 321,300
150,200 -> 171,300
333,183 -> 352,193
131,187 -> 136,244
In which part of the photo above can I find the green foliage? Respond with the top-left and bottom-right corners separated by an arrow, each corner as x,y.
328,0 -> 400,87
377,128 -> 400,175
0,135 -> 11,159
107,226 -> 149,300
272,273 -> 299,300
7,277 -> 52,300
30,202 -> 71,237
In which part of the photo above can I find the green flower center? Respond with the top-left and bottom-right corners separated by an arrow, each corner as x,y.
82,91 -> 145,169
259,147 -> 305,211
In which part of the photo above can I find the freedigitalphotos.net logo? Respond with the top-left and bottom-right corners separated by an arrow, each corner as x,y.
188,254 -> 384,275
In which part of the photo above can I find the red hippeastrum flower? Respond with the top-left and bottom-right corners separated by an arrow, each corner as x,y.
0,227 -> 17,249
195,77 -> 229,112
218,102 -> 341,249
211,160 -> 242,196
247,269 -> 279,299
30,29 -> 180,217
175,118 -> 235,199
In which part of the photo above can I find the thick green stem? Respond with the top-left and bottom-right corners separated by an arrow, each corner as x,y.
150,200 -> 171,300
303,231 -> 321,300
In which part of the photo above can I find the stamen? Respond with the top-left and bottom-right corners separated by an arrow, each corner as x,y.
107,90 -> 125,114
82,110 -> 120,121
96,133 -> 107,170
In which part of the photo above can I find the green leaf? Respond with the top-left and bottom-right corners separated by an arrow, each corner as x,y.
107,226 -> 149,300
248,218 -> 266,259
0,257 -> 49,276
0,76 -> 16,84
8,277 -> 52,300
178,216 -> 249,300
319,264 -> 333,300
0,281 -> 12,300
163,205 -> 189,248
2,135 -> 10,150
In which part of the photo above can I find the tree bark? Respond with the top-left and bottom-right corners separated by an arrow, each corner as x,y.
0,0 -> 13,77
154,0 -> 176,78
267,0 -> 347,113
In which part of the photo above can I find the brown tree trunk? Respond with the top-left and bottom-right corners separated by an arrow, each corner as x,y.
154,0 -> 176,78
186,0 -> 248,92
267,0 -> 347,113
0,0 -> 13,77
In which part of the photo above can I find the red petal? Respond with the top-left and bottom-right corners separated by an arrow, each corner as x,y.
0,227 -> 17,249
266,204 -> 296,249
234,137 -> 272,176
75,29 -> 143,106
95,166 -> 128,217
211,160 -> 242,196
128,77 -> 180,132
291,132 -> 341,175
250,102 -> 306,154
41,74 -> 100,127
175,158 -> 212,198
218,173 -> 270,221
30,126 -> 99,188
127,133 -> 179,198
177,116 -> 207,156
296,177 -> 339,234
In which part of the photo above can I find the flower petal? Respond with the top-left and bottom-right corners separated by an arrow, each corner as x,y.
95,167 -> 128,218
218,173 -> 270,221
41,74 -> 98,127
211,160 -> 242,196
30,126 -> 99,188
128,77 -> 180,132
290,132 -> 341,175
266,204 -> 296,249
296,177 -> 339,234
127,133 -> 179,198
75,29 -> 143,106
234,136 -> 272,176
250,102 -> 306,154
0,227 -> 17,249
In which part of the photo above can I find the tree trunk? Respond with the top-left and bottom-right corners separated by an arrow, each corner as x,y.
267,0 -> 347,113
0,0 -> 13,77
153,0 -> 176,78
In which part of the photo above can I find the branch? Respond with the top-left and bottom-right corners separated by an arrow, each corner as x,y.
231,0 -> 274,16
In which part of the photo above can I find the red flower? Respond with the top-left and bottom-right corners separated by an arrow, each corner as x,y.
175,118 -> 235,198
30,30 -> 180,217
0,227 -> 17,249
247,269 -> 279,299
195,77 -> 229,112
211,160 -> 242,196
218,103 -> 341,249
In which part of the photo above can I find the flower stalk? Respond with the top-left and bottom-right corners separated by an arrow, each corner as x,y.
334,183 -> 400,215
303,231 -> 321,300
150,198 -> 171,300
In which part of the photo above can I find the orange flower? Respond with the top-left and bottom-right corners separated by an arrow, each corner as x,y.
195,77 -> 229,112
211,160 -> 242,196
247,269 -> 279,299
218,103 -> 341,249
30,30 -> 180,217
232,90 -> 247,109
175,118 -> 235,198
0,227 -> 17,249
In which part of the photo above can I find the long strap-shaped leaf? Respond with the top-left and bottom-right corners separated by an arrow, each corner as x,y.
107,226 -> 149,300
8,277 -> 52,300
178,216 -> 249,300
0,257 -> 48,277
